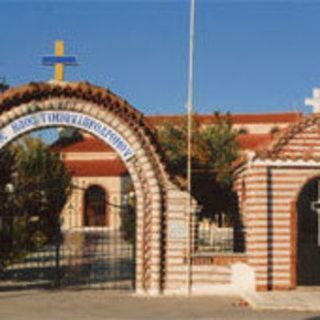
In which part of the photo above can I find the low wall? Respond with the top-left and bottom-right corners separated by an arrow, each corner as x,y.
163,231 -> 252,296
188,253 -> 253,295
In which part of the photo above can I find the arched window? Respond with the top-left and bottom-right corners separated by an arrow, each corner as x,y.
84,185 -> 108,227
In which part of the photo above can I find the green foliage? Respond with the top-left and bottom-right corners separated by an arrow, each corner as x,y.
0,81 -> 9,93
121,207 -> 136,245
120,196 -> 136,245
0,137 -> 71,269
200,114 -> 239,185
156,112 -> 240,221
0,148 -> 15,209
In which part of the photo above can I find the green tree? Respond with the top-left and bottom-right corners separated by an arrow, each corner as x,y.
0,137 -> 71,269
156,112 -> 240,224
120,196 -> 136,245
0,148 -> 16,268
0,79 -> 9,93
13,137 -> 71,243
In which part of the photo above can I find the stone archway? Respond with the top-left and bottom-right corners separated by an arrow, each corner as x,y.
0,82 -> 192,295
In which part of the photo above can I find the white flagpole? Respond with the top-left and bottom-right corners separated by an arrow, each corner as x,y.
186,0 -> 195,295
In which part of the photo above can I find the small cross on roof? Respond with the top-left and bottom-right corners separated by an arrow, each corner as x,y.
305,88 -> 320,113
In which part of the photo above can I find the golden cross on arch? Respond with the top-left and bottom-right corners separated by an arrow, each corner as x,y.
42,40 -> 78,81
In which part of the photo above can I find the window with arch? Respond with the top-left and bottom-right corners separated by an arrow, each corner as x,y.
84,185 -> 108,227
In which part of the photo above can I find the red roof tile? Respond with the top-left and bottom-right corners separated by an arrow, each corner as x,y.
58,131 -> 276,156
65,160 -> 128,177
145,112 -> 302,126
58,137 -> 114,153
53,112 -> 301,154
237,134 -> 273,151
255,113 -> 320,161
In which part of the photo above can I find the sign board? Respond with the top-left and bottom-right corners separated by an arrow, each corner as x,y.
0,110 -> 135,161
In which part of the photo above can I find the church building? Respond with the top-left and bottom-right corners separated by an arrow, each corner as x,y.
52,131 -> 131,231
53,112 -> 302,233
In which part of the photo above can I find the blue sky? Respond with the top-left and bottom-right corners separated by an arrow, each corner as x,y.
1,1 -> 320,116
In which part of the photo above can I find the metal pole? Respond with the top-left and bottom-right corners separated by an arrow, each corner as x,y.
186,0 -> 195,295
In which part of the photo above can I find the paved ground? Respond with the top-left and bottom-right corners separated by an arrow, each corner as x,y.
0,290 -> 319,320
246,289 -> 320,312
2,230 -> 320,318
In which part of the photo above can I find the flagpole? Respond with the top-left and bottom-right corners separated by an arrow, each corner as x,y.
186,0 -> 195,295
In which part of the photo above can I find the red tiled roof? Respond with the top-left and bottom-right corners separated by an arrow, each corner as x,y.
237,134 -> 273,151
145,112 -> 302,126
53,112 -> 301,154
58,137 -> 114,153
58,130 -> 276,156
255,113 -> 320,161
65,160 -> 128,177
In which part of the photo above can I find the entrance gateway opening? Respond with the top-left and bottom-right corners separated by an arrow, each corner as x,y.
0,82 -> 192,295
0,126 -> 136,291
296,177 -> 320,286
